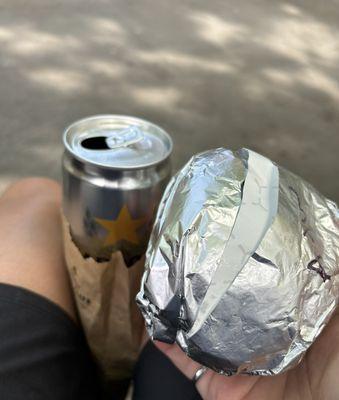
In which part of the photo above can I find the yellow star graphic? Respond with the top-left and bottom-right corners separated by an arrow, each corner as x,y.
95,205 -> 146,247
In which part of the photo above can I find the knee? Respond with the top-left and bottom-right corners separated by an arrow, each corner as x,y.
1,177 -> 61,206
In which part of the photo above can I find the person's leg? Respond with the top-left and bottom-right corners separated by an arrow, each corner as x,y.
0,177 -> 100,400
133,340 -> 202,400
0,177 -> 76,320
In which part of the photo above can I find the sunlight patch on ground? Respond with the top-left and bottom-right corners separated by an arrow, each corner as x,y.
262,68 -> 294,86
299,68 -> 339,101
87,17 -> 126,45
263,17 -> 339,66
185,7 -> 339,104
0,27 -> 14,41
137,49 -> 234,74
130,86 -> 182,108
89,17 -> 125,35
257,12 -> 339,101
280,3 -> 303,17
0,25 -> 82,56
27,68 -> 88,93
87,60 -> 125,78
263,66 -> 339,101
189,11 -> 247,46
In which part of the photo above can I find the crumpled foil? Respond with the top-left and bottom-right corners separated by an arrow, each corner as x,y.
136,148 -> 339,375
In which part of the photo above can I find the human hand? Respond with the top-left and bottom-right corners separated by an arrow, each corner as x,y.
155,311 -> 339,400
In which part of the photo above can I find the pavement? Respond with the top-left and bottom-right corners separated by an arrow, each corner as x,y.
0,0 -> 338,202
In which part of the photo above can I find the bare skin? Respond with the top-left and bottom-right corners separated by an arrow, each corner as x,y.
0,177 -> 77,321
155,309 -> 339,400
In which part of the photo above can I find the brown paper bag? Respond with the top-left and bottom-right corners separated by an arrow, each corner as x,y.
62,214 -> 144,381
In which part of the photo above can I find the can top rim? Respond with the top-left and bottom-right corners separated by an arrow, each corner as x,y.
63,115 -> 173,170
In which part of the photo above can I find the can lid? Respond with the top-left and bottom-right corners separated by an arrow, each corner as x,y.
63,115 -> 173,169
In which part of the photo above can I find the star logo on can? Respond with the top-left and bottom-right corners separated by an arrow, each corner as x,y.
95,205 -> 146,247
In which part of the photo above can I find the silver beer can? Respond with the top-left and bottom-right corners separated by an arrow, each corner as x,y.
62,115 -> 173,265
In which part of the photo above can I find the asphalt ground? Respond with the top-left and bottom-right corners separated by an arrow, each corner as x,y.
0,0 -> 338,202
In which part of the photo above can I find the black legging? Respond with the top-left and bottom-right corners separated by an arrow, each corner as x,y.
0,283 -> 202,400
133,341 -> 202,400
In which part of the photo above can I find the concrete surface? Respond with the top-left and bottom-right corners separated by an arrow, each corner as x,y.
0,0 -> 338,202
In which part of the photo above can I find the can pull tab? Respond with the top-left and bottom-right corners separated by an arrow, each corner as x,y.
106,126 -> 144,149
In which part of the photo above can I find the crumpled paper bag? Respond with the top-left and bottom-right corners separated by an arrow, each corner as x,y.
62,213 -> 144,381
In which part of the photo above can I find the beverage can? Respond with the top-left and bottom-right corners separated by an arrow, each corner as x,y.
62,115 -> 173,265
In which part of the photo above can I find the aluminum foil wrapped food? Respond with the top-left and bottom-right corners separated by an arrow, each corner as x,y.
136,148 -> 339,375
